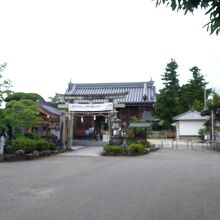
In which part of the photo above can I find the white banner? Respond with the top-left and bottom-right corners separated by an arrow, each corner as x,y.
69,102 -> 113,112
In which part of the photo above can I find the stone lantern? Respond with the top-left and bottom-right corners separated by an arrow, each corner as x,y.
110,117 -> 123,145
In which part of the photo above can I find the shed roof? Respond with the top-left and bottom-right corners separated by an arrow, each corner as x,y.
64,81 -> 156,104
173,110 -> 208,121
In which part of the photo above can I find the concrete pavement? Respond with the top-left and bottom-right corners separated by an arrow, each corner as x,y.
64,138 -> 106,156
64,146 -> 103,156
1,149 -> 220,220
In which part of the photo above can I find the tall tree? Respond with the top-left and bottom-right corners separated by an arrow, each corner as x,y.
208,92 -> 220,121
154,59 -> 180,128
5,92 -> 44,102
153,0 -> 220,34
48,94 -> 59,103
179,66 -> 210,112
0,63 -> 12,106
2,92 -> 44,132
3,99 -> 39,132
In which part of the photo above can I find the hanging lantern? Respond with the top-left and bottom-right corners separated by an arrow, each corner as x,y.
105,117 -> 108,123
81,116 -> 84,123
94,115 -> 96,120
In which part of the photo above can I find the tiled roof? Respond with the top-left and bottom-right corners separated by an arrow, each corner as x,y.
38,100 -> 60,117
173,110 -> 208,121
142,111 -> 159,122
64,81 -> 156,104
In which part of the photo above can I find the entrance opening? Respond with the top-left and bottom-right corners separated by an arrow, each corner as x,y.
74,114 -> 108,140
72,113 -> 111,147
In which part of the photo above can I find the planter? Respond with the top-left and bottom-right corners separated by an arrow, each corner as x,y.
102,146 -> 159,157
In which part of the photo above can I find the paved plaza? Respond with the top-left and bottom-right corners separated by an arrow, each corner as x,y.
1,148 -> 220,220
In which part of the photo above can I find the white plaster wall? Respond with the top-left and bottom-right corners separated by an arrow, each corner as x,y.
179,121 -> 205,136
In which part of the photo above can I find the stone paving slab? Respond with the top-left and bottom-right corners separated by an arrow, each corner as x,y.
61,146 -> 103,157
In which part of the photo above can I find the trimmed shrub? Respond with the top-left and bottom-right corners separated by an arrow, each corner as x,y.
12,136 -> 35,153
23,141 -> 35,154
198,128 -> 206,142
11,136 -> 56,154
48,141 -> 57,151
137,140 -> 151,148
103,145 -> 123,154
128,143 -> 145,153
35,139 -> 49,151
24,132 -> 40,140
127,139 -> 135,146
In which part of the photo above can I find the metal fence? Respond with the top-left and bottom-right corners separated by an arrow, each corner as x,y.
160,139 -> 212,150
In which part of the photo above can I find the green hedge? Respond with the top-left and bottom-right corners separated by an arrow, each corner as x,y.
12,137 -> 35,153
128,143 -> 145,153
127,139 -> 151,148
11,136 -> 56,154
137,140 -> 151,148
103,141 -> 153,155
103,145 -> 123,154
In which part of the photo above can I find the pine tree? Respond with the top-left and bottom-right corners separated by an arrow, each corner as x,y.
154,59 -> 180,128
179,66 -> 210,112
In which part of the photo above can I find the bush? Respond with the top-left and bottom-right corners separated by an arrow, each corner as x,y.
35,139 -> 49,151
198,128 -> 206,142
48,141 -> 57,151
24,132 -> 40,140
103,145 -> 123,154
128,143 -> 145,153
127,127 -> 135,140
12,136 -> 35,153
23,141 -> 35,154
137,140 -> 151,148
11,136 -> 56,154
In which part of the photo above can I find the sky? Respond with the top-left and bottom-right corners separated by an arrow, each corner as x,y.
0,0 -> 219,100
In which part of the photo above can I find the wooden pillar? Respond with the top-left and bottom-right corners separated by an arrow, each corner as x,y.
60,111 -> 66,148
67,112 -> 74,150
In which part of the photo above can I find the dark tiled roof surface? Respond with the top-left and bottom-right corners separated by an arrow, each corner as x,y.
65,81 -> 156,104
142,111 -> 158,122
38,100 -> 60,116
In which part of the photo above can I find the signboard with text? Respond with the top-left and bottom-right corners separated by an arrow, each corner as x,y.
68,102 -> 113,112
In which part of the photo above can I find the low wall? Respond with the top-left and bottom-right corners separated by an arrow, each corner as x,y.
150,130 -> 176,139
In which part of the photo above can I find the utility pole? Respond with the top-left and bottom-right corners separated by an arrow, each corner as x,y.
204,85 -> 207,109
211,109 -> 214,149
